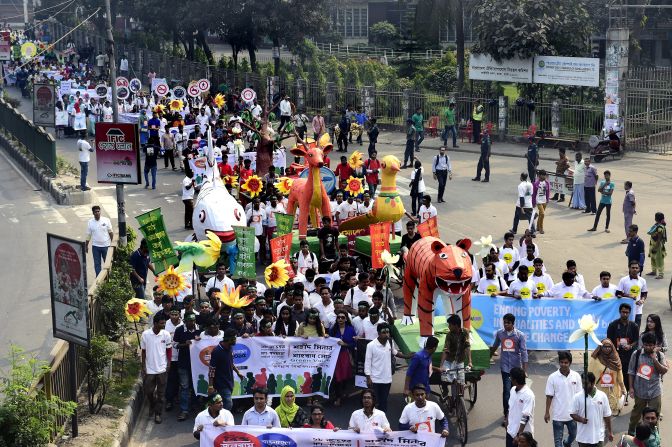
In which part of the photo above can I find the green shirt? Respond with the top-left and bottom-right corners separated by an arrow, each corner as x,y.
412,113 -> 424,131
443,108 -> 456,126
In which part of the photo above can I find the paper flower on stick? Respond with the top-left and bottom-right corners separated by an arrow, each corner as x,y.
348,151 -> 364,169
473,235 -> 497,259
156,265 -> 191,297
569,314 -> 602,346
265,259 -> 290,289
214,93 -> 225,108
224,175 -> 239,188
241,175 -> 263,198
125,298 -> 151,322
169,99 -> 183,111
233,139 -> 245,154
275,177 -> 293,195
153,104 -> 165,115
216,285 -> 254,308
345,176 -> 364,196
381,250 -> 400,282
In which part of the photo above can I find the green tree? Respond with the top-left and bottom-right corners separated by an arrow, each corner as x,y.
369,21 -> 399,47
473,0 -> 593,60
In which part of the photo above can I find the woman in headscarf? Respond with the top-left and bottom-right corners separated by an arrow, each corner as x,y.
589,338 -> 626,414
275,385 -> 308,428
647,212 -> 666,279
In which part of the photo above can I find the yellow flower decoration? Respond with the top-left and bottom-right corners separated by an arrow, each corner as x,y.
241,175 -> 264,198
348,150 -> 364,169
125,298 -> 151,322
224,175 -> 239,187
217,285 -> 254,308
153,104 -> 165,115
275,177 -> 293,195
345,176 -> 364,196
265,259 -> 290,289
156,265 -> 191,297
318,132 -> 331,148
214,93 -> 225,109
169,99 -> 183,111
198,231 -> 223,265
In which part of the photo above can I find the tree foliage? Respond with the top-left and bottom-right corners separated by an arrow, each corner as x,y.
473,0 -> 593,60
369,21 -> 399,47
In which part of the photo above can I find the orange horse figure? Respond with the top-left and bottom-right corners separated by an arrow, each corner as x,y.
402,237 -> 473,337
286,137 -> 333,239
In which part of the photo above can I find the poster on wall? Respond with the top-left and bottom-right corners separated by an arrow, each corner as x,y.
468,54 -> 533,83
533,56 -> 600,87
33,84 -> 56,127
47,234 -> 90,347
95,123 -> 141,184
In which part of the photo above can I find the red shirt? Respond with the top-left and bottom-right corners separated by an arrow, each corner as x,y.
218,162 -> 233,177
364,159 -> 380,185
239,167 -> 254,181
334,163 -> 353,181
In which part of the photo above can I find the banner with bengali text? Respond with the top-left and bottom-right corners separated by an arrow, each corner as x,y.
270,233 -> 295,279
370,222 -> 391,269
233,226 -> 256,279
417,216 -> 439,238
200,425 -> 444,447
275,213 -> 295,236
136,208 -> 178,274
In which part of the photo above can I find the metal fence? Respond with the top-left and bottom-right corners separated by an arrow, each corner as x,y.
0,98 -> 57,173
624,67 -> 672,154
313,42 -> 446,61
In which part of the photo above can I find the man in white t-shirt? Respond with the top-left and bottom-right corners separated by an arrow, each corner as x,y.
141,313 -> 173,424
417,195 -> 437,224
592,271 -> 619,299
545,272 -> 597,300
250,100 -> 262,119
349,389 -> 391,433
336,196 -> 359,222
193,393 -> 234,440
511,172 -> 534,235
86,205 -> 113,277
182,172 -> 195,230
500,232 -> 520,282
544,351 -> 582,447
530,258 -> 554,296
345,272 -> 375,310
616,261 -> 648,328
294,240 -> 319,275
506,367 -> 535,445
477,262 -> 508,296
77,137 -> 94,191
399,384 -> 449,436
246,198 -> 267,263
507,269 -> 537,299
360,307 -> 384,339
570,372 -> 613,445
205,262 -> 235,294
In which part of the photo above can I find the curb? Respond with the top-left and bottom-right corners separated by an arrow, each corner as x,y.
0,133 -> 92,205
110,376 -> 144,447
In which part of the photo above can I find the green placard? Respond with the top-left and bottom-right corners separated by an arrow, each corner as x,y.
233,225 -> 256,279
136,208 -> 178,274
275,213 -> 294,236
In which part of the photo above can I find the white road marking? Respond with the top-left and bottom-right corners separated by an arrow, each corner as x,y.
30,200 -> 67,224
8,217 -> 19,223
396,175 -> 438,194
41,309 -> 50,315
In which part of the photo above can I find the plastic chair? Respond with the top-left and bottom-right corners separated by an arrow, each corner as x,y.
522,124 -> 537,138
426,116 -> 440,137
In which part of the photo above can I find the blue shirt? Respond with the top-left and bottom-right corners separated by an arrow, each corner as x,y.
406,349 -> 433,392
356,112 -> 367,125
148,117 -> 161,137
209,342 -> 235,393
599,180 -> 615,205
626,236 -> 646,266
491,328 -> 528,373
129,249 -> 150,285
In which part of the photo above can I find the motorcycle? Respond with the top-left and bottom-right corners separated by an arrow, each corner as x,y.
589,127 -> 623,162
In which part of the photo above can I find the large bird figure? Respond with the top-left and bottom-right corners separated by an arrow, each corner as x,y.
338,155 -> 406,231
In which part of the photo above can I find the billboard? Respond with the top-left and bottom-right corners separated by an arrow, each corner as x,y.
33,84 -> 56,127
533,56 -> 600,87
95,122 -> 141,184
47,234 -> 90,347
469,54 -> 533,83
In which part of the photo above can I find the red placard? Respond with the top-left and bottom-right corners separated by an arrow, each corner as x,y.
369,222 -> 391,269
417,216 -> 440,238
270,233 -> 295,279
95,122 -> 141,184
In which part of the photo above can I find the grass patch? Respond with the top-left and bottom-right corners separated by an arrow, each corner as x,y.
93,436 -> 115,447
105,335 -> 142,409
57,155 -> 79,176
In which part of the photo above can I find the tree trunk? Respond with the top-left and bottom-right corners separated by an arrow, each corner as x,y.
272,36 -> 280,75
187,36 -> 194,60
196,29 -> 215,65
231,45 -> 239,69
455,0 -> 465,95
248,46 -> 257,72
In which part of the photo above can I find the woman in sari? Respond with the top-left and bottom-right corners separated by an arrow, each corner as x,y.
328,310 -> 356,407
589,338 -> 626,414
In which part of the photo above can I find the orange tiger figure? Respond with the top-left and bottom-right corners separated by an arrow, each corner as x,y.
403,237 -> 473,336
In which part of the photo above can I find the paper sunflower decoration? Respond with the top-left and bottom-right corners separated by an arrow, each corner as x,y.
569,314 -> 602,346
241,175 -> 264,198
224,175 -> 239,188
125,298 -> 151,322
318,132 -> 331,148
473,235 -> 497,259
214,93 -> 225,108
275,177 -> 293,195
216,285 -> 254,308
169,99 -> 183,111
345,176 -> 364,196
156,265 -> 191,297
153,104 -> 166,115
265,259 -> 290,289
348,151 -> 364,169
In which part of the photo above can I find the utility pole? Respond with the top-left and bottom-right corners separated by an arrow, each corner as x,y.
23,0 -> 28,27
104,0 -> 127,246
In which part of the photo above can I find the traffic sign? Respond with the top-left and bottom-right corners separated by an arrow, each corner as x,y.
197,78 -> 210,92
95,84 -> 109,98
129,78 -> 142,93
116,86 -> 130,100
241,88 -> 256,102
116,76 -> 129,88
188,83 -> 200,97
172,86 -> 186,99
154,82 -> 169,97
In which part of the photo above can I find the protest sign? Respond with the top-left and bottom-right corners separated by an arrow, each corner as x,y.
33,84 -> 56,127
471,295 -> 631,350
370,221 -> 391,269
546,172 -> 573,197
200,426 -> 444,447
136,208 -> 179,274
95,123 -> 141,184
233,226 -> 256,279
354,338 -> 371,388
274,213 -> 294,236
417,216 -> 439,238
270,233 -> 295,279
191,337 -> 340,398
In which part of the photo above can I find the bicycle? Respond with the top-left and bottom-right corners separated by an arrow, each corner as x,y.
431,367 -> 471,446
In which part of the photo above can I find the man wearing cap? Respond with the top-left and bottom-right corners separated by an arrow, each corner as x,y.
173,312 -> 201,421
141,313 -> 173,424
193,393 -> 235,439
209,328 -> 245,410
